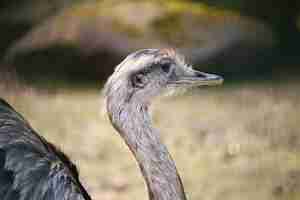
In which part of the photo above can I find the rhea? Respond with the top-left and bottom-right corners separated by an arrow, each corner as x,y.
0,49 -> 223,200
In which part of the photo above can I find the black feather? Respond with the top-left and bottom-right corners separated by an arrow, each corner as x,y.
0,98 -> 92,200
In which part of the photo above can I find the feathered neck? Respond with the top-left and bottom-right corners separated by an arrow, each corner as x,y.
105,91 -> 187,200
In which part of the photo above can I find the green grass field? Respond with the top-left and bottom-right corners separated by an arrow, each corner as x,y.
1,80 -> 300,200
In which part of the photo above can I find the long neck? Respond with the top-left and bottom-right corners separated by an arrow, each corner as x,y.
107,99 -> 187,200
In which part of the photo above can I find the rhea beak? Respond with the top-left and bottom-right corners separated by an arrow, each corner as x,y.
169,68 -> 223,87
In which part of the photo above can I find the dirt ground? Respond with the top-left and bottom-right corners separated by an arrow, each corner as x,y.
1,80 -> 300,200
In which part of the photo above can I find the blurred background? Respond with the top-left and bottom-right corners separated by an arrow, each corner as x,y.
0,0 -> 300,199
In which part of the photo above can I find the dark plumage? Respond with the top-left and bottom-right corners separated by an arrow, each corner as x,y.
0,99 -> 91,200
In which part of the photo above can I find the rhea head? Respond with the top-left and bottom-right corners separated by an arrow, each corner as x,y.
104,48 -> 223,110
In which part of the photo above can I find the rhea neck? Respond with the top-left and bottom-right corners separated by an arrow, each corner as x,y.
106,87 -> 187,200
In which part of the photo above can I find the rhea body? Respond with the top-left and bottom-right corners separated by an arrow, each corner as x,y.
0,49 -> 223,200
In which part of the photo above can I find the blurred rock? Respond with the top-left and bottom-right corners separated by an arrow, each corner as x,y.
4,1 -> 274,84
0,22 -> 31,58
0,0 -> 78,58
0,0 -> 76,24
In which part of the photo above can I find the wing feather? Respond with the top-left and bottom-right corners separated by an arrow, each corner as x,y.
0,98 -> 91,200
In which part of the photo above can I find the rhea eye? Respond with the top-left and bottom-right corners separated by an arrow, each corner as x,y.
161,63 -> 171,73
132,73 -> 146,88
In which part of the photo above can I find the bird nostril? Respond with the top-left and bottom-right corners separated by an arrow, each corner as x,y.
195,71 -> 206,78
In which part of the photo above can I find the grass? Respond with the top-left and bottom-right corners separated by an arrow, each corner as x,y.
1,80 -> 300,200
